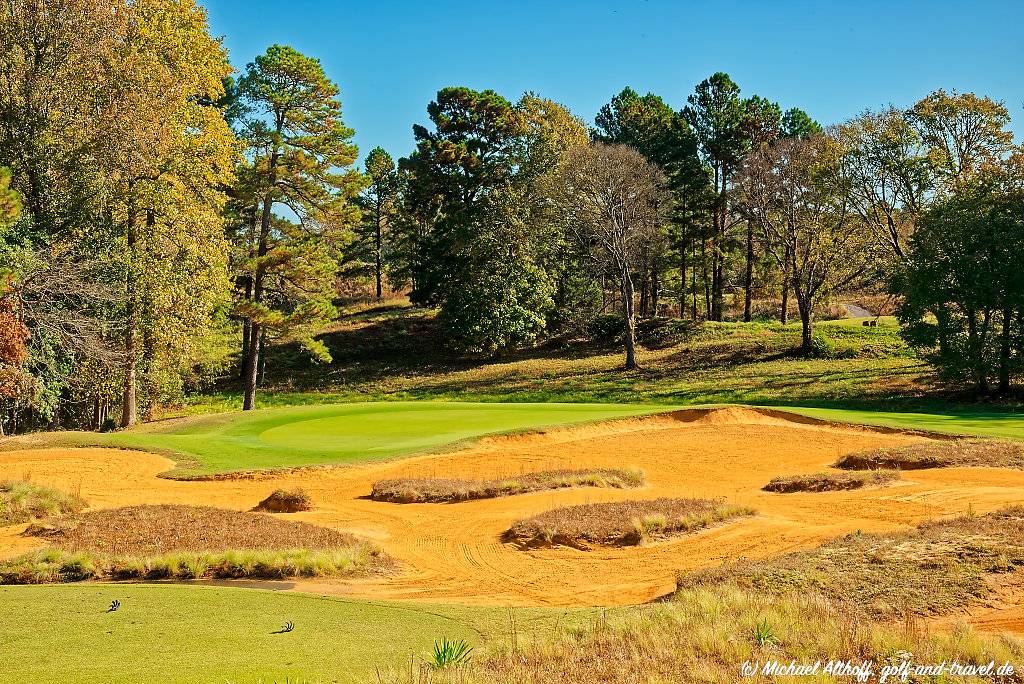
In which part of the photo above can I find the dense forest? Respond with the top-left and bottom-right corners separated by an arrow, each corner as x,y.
0,0 -> 1022,434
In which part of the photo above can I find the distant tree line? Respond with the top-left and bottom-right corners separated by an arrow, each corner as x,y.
0,1 -> 1021,435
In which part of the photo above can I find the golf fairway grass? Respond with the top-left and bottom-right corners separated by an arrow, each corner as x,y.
0,584 -> 599,684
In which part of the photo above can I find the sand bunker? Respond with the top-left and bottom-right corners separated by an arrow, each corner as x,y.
2,407 -> 1023,619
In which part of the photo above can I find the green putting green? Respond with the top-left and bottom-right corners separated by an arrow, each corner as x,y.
0,584 -> 600,683
27,402 -> 667,477
10,401 -> 1023,479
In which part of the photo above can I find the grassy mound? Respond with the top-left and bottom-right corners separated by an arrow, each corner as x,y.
0,480 -> 86,526
505,498 -> 753,550
2,504 -> 388,583
677,506 -> 1024,619
371,468 -> 644,503
252,488 -> 313,512
836,439 -> 1024,470
763,469 -> 899,493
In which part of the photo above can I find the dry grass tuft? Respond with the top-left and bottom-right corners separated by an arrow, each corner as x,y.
0,480 -> 86,526
678,506 -> 1024,619
505,498 -> 753,550
390,508 -> 1024,684
371,468 -> 644,504
252,488 -> 314,513
22,504 -> 354,555
2,504 -> 390,583
391,587 -> 1024,684
763,469 -> 899,493
837,439 -> 1024,470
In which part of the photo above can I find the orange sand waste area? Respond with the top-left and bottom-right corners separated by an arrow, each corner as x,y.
3,407 -> 1024,615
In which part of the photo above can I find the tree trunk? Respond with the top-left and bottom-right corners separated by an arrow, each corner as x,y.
243,134 -> 280,410
240,274 -> 252,378
650,265 -> 659,317
242,316 -> 261,410
121,211 -> 142,428
375,197 -> 384,300
798,298 -> 813,354
966,307 -> 989,394
638,270 -> 649,318
999,305 -> 1013,394
679,237 -> 687,319
780,244 -> 792,325
743,221 -> 754,322
701,239 -> 711,319
709,167 -> 725,322
691,241 -> 698,319
622,268 -> 638,370
257,327 -> 268,386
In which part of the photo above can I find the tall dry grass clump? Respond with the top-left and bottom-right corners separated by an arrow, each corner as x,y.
837,440 -> 1024,470
2,504 -> 390,583
371,468 -> 644,503
381,507 -> 1024,684
763,469 -> 898,493
381,588 -> 1024,683
505,498 -> 753,550
0,480 -> 86,525
679,506 -> 1024,619
253,488 -> 314,512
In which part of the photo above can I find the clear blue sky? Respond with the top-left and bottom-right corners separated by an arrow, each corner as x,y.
201,0 -> 1023,166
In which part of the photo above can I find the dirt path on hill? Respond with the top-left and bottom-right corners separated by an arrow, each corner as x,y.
2,407 -> 1024,619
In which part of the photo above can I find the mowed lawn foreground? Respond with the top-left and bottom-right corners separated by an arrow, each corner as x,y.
2,402 -> 665,477
0,584 -> 597,684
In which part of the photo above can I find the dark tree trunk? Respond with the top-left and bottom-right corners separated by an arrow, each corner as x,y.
257,328 -> 268,386
638,270 -> 650,318
999,305 -> 1013,394
798,298 -> 813,354
691,241 -> 698,319
679,237 -> 687,319
239,277 -> 252,380
243,134 -> 280,410
701,239 -> 711,319
375,197 -> 384,300
121,210 -> 147,428
966,307 -> 990,395
780,243 -> 792,325
650,265 -> 659,317
743,221 -> 754,322
622,269 -> 638,370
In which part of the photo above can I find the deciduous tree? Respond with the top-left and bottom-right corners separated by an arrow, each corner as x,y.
552,144 -> 668,369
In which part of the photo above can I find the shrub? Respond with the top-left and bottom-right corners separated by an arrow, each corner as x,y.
585,313 -> 625,345
253,489 -> 314,513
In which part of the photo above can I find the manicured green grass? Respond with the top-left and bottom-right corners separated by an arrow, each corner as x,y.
0,584 -> 598,684
6,402 -> 665,478
788,406 -> 1024,441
